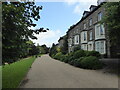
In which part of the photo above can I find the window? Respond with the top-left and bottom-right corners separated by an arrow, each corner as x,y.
84,44 -> 87,50
88,44 -> 92,51
89,31 -> 92,40
89,18 -> 92,26
81,44 -> 87,50
95,41 -> 106,54
98,12 -> 102,21
95,24 -> 105,39
100,25 -> 104,35
101,41 -> 104,53
84,32 -> 86,41
74,35 -> 79,44
96,25 -> 99,36
84,23 -> 87,29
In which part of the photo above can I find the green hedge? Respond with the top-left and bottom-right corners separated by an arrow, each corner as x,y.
80,56 -> 103,69
86,51 -> 101,58
52,50 -> 103,70
53,52 -> 64,60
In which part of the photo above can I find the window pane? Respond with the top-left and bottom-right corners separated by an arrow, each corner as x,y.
98,12 -> 102,21
84,32 -> 86,41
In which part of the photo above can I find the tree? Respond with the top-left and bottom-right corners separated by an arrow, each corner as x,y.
2,1 -> 48,63
49,43 -> 58,57
39,44 -> 49,54
101,2 -> 120,57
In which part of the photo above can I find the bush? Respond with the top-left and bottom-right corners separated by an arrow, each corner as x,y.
68,52 -> 74,57
73,57 -> 84,67
74,46 -> 81,52
53,52 -> 64,60
86,51 -> 101,58
73,50 -> 86,59
59,55 -> 67,62
62,56 -> 69,63
80,56 -> 103,69
68,60 -> 75,65
67,56 -> 74,64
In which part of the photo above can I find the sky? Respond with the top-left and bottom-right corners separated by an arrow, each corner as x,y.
31,0 -> 97,47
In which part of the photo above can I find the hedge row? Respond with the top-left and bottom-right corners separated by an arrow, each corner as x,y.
51,50 -> 104,70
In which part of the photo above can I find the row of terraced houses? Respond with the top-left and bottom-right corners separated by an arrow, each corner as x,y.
58,1 -> 118,58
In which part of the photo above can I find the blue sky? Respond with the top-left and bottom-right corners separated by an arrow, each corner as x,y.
31,1 -> 97,47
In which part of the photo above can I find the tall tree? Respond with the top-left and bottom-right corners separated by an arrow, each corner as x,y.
2,1 -> 48,63
40,44 -> 49,54
101,2 -> 120,57
49,43 -> 58,57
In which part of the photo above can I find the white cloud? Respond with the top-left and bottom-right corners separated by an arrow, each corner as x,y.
73,4 -> 82,15
31,30 -> 65,47
68,1 -> 97,15
64,0 -> 97,15
64,0 -> 97,5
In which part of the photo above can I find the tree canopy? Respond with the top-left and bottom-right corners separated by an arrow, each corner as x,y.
2,1 -> 48,63
102,2 -> 120,57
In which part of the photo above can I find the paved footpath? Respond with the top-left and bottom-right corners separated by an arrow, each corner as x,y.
20,54 -> 118,88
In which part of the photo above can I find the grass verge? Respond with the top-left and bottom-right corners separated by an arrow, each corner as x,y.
2,56 -> 36,88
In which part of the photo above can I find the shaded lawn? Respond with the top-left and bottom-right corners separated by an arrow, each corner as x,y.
2,56 -> 36,88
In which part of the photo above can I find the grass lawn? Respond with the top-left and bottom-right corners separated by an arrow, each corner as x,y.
2,56 -> 36,88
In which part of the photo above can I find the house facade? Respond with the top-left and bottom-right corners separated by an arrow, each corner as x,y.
67,3 -> 111,58
58,36 -> 65,48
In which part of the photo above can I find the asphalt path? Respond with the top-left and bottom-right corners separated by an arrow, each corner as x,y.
20,54 -> 118,88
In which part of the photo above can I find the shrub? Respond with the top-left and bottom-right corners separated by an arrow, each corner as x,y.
68,60 -> 75,65
62,56 -> 68,63
53,52 -> 63,60
73,50 -> 86,59
74,46 -> 81,52
86,51 -> 101,58
59,55 -> 67,62
68,52 -> 75,57
80,56 -> 103,69
67,56 -> 74,64
51,54 -> 55,58
73,57 -> 84,67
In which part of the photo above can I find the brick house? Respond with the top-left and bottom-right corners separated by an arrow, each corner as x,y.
67,2 -> 111,58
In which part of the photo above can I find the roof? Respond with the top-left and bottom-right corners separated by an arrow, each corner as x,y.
83,11 -> 90,15
66,3 -> 104,33
58,35 -> 66,42
89,5 -> 97,10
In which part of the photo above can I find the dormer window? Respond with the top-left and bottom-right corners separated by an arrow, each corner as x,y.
83,13 -> 87,17
83,11 -> 90,17
89,5 -> 97,12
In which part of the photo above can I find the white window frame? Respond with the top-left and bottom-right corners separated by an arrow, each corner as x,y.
98,12 -> 102,21
89,31 -> 92,40
74,35 -> 79,45
95,24 -> 105,40
95,41 -> 106,54
81,31 -> 87,43
81,44 -> 87,51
